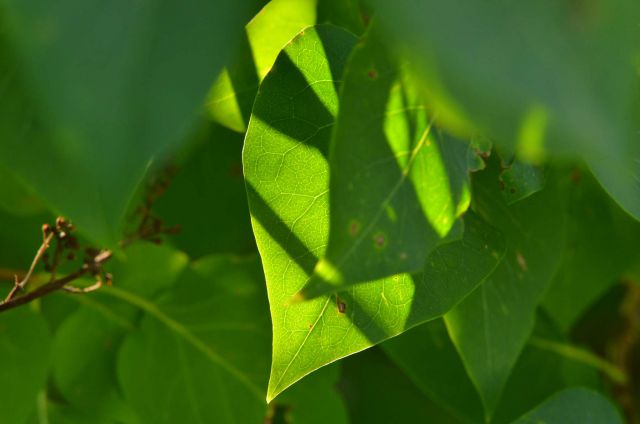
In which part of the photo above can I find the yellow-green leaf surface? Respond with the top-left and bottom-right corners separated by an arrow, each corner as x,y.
444,160 -> 567,417
208,0 -> 318,132
372,0 -> 640,222
301,27 -> 481,298
244,25 -> 505,402
0,0 -> 256,245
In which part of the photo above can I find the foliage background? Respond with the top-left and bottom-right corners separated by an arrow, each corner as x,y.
0,0 -> 639,423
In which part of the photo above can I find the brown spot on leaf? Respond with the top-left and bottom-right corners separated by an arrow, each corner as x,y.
516,251 -> 528,272
373,232 -> 387,249
348,220 -> 361,236
337,296 -> 347,314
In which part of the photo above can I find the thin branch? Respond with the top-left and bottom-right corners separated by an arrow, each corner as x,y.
0,166 -> 180,313
0,250 -> 112,313
4,232 -> 54,303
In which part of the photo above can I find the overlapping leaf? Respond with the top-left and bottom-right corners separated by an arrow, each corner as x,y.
301,27 -> 479,298
208,0 -> 318,132
340,347 -> 460,423
155,123 -> 256,258
0,0 -> 256,245
372,0 -> 640,221
244,25 -> 505,401
382,315 -> 602,424
543,169 -> 640,331
444,160 -> 567,416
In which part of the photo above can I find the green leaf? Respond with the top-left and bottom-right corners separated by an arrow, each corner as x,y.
381,320 -> 485,423
495,150 -> 545,205
512,388 -> 623,424
316,0 -> 366,35
207,0 -> 318,132
0,166 -> 45,216
0,209 -> 52,286
155,123 -> 256,258
372,0 -> 640,221
244,25 -> 504,401
116,255 -> 271,423
52,307 -> 131,415
0,0 -> 256,245
51,243 -> 188,416
543,169 -> 640,331
444,160 -> 567,416
0,308 -> 51,424
340,347 -> 461,423
382,315 -> 603,424
27,399 -> 139,424
274,363 -> 349,424
301,28 -> 478,298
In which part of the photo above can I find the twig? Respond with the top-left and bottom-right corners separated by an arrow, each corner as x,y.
4,231 -> 54,303
0,250 -> 112,313
0,166 -> 179,313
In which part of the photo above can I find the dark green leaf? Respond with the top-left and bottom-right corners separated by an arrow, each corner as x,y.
155,123 -> 256,258
0,0 -> 256,245
340,347 -> 461,423
372,0 -> 640,221
274,363 -> 348,424
444,160 -> 567,415
512,388 -> 623,424
543,169 -> 640,331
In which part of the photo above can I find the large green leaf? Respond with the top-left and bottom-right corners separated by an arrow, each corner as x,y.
244,25 -> 505,402
0,0 -> 255,245
116,255 -> 271,423
444,160 -> 567,416
382,316 -> 602,424
382,320 -> 484,423
512,388 -> 623,424
543,169 -> 640,331
52,307 -> 131,417
155,123 -> 256,258
372,0 -> 640,221
0,166 -> 45,216
340,347 -> 461,423
301,27 -> 481,298
0,308 -> 51,424
208,0 -> 318,132
51,243 -> 188,416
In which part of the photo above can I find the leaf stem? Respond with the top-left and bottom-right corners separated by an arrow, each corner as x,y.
528,336 -> 627,384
